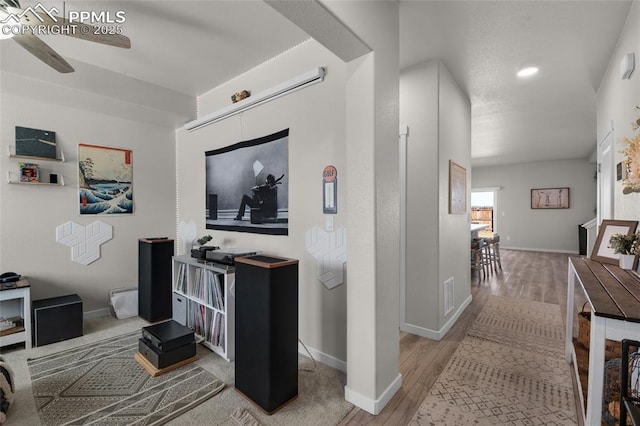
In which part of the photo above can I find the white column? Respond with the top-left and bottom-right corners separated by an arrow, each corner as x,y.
266,0 -> 401,413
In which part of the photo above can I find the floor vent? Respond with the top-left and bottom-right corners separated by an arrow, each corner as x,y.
444,277 -> 454,315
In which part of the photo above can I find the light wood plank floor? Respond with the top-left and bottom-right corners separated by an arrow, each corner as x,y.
339,248 -> 577,425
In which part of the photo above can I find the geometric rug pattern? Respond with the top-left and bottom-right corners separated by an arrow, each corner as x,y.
408,296 -> 578,425
27,331 -> 225,425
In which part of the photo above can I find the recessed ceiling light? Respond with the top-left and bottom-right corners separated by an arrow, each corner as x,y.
517,67 -> 539,78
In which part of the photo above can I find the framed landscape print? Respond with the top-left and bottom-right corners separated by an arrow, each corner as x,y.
78,144 -> 133,215
531,187 -> 570,209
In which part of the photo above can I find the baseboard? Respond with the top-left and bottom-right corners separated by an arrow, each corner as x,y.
298,341 -> 347,373
83,307 -> 111,319
344,373 -> 402,415
502,246 -> 578,254
400,294 -> 472,340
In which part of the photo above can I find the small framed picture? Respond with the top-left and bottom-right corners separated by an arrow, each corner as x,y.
19,162 -> 40,183
591,219 -> 639,265
449,160 -> 466,214
323,165 -> 338,214
531,187 -> 570,209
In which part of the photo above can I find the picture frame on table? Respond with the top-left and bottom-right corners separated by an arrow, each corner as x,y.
591,219 -> 639,266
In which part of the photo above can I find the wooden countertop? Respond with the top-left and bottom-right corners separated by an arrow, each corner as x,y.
570,256 -> 640,322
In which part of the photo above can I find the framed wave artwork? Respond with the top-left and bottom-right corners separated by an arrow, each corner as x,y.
78,143 -> 134,215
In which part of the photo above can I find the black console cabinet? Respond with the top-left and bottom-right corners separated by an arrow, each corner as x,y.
33,294 -> 83,347
234,255 -> 299,414
138,238 -> 174,322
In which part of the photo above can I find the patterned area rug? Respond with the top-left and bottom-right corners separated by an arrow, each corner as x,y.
409,296 -> 577,425
27,331 -> 225,425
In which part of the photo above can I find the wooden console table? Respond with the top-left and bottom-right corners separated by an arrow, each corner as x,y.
565,256 -> 640,425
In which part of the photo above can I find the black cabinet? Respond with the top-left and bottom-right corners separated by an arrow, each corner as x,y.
234,255 -> 299,414
33,294 -> 83,347
138,238 -> 174,322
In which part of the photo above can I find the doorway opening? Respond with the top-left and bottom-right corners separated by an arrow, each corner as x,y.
471,189 -> 498,236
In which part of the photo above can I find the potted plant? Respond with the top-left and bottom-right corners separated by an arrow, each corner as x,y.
608,232 -> 640,270
191,234 -> 213,250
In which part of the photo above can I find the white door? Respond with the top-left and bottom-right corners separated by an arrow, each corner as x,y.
598,130 -> 614,223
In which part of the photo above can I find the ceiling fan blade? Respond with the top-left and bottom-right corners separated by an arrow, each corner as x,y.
13,32 -> 74,73
33,13 -> 131,49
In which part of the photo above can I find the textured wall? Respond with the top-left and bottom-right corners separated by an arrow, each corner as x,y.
0,73 -> 176,311
597,2 -> 640,222
472,159 -> 597,253
176,40 -> 349,364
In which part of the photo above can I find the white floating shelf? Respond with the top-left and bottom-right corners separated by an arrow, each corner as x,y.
7,145 -> 65,162
7,171 -> 65,186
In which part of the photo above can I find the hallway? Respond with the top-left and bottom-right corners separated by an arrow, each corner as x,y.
341,249 -> 576,425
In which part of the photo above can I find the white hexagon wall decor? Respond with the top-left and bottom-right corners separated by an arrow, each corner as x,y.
56,221 -> 113,265
305,225 -> 347,289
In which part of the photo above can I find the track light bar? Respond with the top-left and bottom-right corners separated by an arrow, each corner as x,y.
184,67 -> 326,131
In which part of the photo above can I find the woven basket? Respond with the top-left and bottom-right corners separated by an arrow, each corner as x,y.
577,302 -> 622,361
603,358 -> 622,425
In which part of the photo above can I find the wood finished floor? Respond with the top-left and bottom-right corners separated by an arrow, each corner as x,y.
339,248 -> 578,425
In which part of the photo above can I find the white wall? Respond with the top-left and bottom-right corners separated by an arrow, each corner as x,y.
400,60 -> 471,337
0,71 -> 177,312
472,159 -> 597,253
401,61 -> 439,330
597,2 -> 640,221
437,63 -> 472,331
176,40 -> 349,364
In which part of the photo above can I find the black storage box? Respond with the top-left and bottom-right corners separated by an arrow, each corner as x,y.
138,337 -> 196,369
142,320 -> 194,352
33,294 -> 83,347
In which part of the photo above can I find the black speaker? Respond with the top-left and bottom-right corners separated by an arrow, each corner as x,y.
208,194 -> 218,220
33,294 -> 83,347
138,238 -> 174,322
234,255 -> 299,414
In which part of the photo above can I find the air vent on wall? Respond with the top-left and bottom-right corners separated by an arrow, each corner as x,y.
444,277 -> 454,315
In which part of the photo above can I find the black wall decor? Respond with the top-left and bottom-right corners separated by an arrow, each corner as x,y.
15,126 -> 56,159
205,129 -> 289,235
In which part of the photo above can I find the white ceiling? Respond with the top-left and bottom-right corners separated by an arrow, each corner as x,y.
401,1 -> 632,166
19,0 -> 309,97
3,1 -> 634,167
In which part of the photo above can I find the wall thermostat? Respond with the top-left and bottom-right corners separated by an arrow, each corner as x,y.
621,52 -> 635,80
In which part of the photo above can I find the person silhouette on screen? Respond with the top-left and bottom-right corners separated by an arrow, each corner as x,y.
234,174 -> 278,221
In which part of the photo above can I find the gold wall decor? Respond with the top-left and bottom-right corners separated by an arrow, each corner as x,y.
231,90 -> 251,103
622,106 -> 640,194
